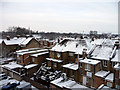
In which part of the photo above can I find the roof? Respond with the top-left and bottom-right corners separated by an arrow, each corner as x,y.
91,45 -> 112,60
111,49 -> 120,62
62,63 -> 78,70
24,64 -> 38,69
2,62 -> 23,69
51,77 -> 88,89
31,52 -> 48,57
114,63 -> 120,70
95,70 -> 110,78
17,49 -> 48,55
16,48 -> 41,53
3,37 -> 35,46
51,39 -> 90,54
80,58 -> 100,65
105,73 -> 114,82
46,58 -> 63,63
20,37 -> 33,45
91,39 -> 104,45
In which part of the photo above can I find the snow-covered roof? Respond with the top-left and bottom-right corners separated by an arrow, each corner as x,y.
105,73 -> 114,82
16,81 -> 31,88
16,48 -> 41,53
0,39 -> 3,44
111,49 -> 120,62
62,63 -> 78,70
2,62 -> 23,69
20,37 -> 33,45
80,58 -> 100,65
17,49 -> 48,55
46,58 -> 63,63
51,77 -> 88,89
24,64 -> 38,69
31,52 -> 48,57
4,37 -> 26,45
51,39 -> 90,54
3,37 -> 35,46
114,63 -> 120,70
95,70 -> 110,78
91,39 -> 104,45
91,45 -> 112,60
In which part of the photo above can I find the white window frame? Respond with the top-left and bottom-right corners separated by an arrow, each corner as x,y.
107,82 -> 112,87
85,64 -> 91,71
103,60 -> 108,67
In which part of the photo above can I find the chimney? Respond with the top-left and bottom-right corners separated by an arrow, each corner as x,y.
17,35 -> 20,38
6,36 -> 10,40
114,41 -> 119,49
82,48 -> 87,59
91,36 -> 94,41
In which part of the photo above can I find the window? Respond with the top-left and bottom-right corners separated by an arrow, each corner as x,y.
107,82 -> 112,87
116,85 -> 120,89
57,53 -> 60,58
32,58 -> 35,62
69,53 -> 73,56
54,63 -> 57,67
17,54 -> 19,58
86,77 -> 89,83
72,70 -> 74,76
85,64 -> 91,71
119,70 -> 120,79
80,63 -> 82,67
112,62 -> 117,67
103,61 -> 107,67
52,52 -> 54,56
40,41 -> 43,45
44,41 -> 48,45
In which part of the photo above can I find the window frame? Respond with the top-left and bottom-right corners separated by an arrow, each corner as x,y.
85,64 -> 91,71
103,60 -> 108,67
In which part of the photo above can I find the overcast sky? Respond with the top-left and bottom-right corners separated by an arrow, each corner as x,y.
0,0 -> 119,34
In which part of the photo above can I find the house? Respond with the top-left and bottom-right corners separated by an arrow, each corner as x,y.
47,38 -> 92,71
38,39 -> 55,48
50,73 -> 89,90
114,63 -> 120,89
79,58 -> 101,88
15,48 -> 48,65
30,52 -> 49,66
1,36 -> 40,57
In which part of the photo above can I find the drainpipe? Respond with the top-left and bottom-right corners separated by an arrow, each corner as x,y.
113,69 -> 116,88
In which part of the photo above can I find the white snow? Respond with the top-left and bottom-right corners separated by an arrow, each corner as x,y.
51,77 -> 88,89
91,45 -> 113,60
46,58 -> 63,63
17,49 -> 48,55
105,73 -> 114,82
31,52 -> 48,57
80,58 -> 100,65
16,48 -> 40,53
2,62 -> 23,69
20,37 -> 33,45
51,39 -> 90,54
114,63 -> 120,70
95,70 -> 110,78
4,38 -> 26,45
24,64 -> 38,69
62,63 -> 78,70
111,49 -> 120,62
